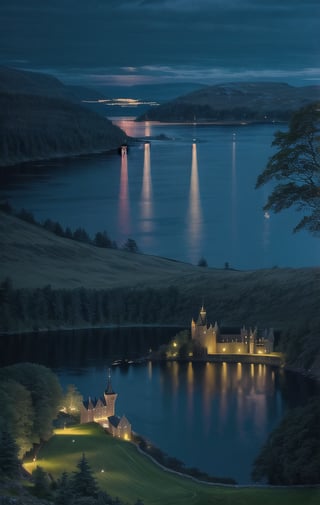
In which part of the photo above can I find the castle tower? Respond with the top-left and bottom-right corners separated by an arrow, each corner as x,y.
198,305 -> 207,326
104,369 -> 118,418
191,305 -> 217,354
191,318 -> 196,339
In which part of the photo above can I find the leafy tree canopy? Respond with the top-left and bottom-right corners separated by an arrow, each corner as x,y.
252,396 -> 320,485
0,378 -> 34,457
60,384 -> 83,417
256,102 -> 320,235
0,363 -> 62,445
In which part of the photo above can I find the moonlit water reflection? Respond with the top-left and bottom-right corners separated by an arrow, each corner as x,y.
231,133 -> 237,244
187,142 -> 203,263
119,151 -> 130,235
140,142 -> 153,234
2,119 -> 320,268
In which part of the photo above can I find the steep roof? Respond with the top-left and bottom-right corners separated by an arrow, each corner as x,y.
105,369 -> 115,395
108,415 -> 120,428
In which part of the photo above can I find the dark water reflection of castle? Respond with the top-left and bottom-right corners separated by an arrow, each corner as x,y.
161,360 -> 277,436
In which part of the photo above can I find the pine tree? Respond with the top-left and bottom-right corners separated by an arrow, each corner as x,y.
0,428 -> 20,478
72,453 -> 99,498
55,471 -> 73,505
32,465 -> 51,498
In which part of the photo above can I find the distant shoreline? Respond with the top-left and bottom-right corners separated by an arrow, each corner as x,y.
150,353 -> 284,367
133,119 -> 287,126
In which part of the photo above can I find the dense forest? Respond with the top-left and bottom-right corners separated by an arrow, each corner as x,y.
0,92 -> 127,167
252,396 -> 320,485
1,277 -> 320,379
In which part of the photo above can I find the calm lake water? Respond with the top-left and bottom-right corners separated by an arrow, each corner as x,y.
1,118 -> 320,269
1,327 -> 318,484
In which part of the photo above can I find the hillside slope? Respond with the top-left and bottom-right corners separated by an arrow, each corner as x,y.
0,65 -> 103,102
1,212 -> 319,327
0,67 -> 127,167
1,212 -> 319,375
137,82 -> 320,123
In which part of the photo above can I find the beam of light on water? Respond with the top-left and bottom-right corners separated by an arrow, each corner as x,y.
118,151 -> 130,236
231,133 -> 237,244
140,142 -> 153,234
187,142 -> 203,263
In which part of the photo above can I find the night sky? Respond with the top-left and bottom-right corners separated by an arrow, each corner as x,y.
0,0 -> 319,87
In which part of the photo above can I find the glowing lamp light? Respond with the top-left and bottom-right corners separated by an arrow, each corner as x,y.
222,347 -> 226,352
173,341 -> 177,347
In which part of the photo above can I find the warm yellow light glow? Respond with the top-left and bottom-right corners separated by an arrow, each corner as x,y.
172,341 -> 177,347
222,347 -> 226,352
54,427 -> 92,436
82,97 -> 159,107
238,348 -> 241,352
188,352 -> 193,357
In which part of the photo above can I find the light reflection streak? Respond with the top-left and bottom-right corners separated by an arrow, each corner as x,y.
144,121 -> 151,138
187,143 -> 203,263
231,134 -> 237,243
219,362 -> 228,426
140,142 -> 153,233
162,360 -> 280,445
118,152 -> 130,235
203,363 -> 214,434
186,362 -> 194,427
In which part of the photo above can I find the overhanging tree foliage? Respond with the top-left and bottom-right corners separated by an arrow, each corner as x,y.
256,102 -> 320,235
252,396 -> 320,485
0,363 -> 62,456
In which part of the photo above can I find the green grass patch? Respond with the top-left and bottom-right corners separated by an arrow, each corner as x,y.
23,423 -> 320,505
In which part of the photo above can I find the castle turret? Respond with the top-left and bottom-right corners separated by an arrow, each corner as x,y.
198,305 -> 207,326
104,369 -> 118,417
191,305 -> 216,354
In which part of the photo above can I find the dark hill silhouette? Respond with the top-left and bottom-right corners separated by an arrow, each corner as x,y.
137,81 -> 320,123
0,67 -> 127,167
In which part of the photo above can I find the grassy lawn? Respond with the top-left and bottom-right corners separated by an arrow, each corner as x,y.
23,423 -> 320,505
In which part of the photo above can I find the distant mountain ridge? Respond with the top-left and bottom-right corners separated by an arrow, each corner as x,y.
137,81 -> 320,123
0,66 -> 105,102
0,67 -> 127,167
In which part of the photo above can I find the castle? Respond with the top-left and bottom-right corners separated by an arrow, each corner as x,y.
80,371 -> 131,440
191,306 -> 274,355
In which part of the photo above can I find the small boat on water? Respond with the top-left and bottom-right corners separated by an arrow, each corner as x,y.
111,358 -> 134,367
111,357 -> 147,367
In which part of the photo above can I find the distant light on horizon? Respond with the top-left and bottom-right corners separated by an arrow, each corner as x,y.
82,98 -> 159,107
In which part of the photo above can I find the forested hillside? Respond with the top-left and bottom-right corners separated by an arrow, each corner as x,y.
1,212 -> 320,378
0,67 -> 127,167
137,82 -> 320,122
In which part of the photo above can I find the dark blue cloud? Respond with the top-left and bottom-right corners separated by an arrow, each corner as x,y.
0,0 -> 319,86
